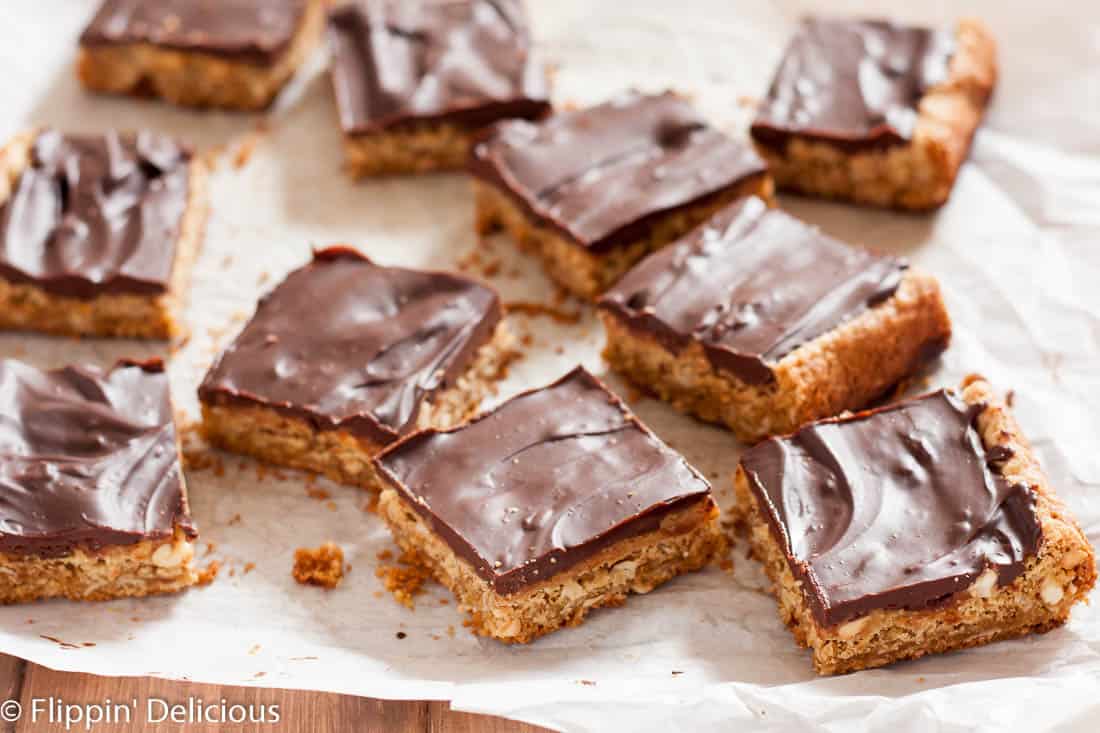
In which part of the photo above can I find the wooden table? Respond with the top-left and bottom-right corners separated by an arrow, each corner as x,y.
0,654 -> 548,732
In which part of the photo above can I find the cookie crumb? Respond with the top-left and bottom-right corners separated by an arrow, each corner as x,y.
196,560 -> 221,586
293,542 -> 345,589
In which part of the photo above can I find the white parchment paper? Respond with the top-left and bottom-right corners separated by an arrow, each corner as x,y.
3,2 -> 1099,731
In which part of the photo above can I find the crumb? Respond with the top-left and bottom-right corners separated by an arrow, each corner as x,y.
326,501 -> 337,512
554,345 -> 564,355
481,258 -> 502,278
671,670 -> 683,676
292,542 -> 345,589
520,332 -> 534,347
232,127 -> 266,169
736,95 -> 759,108
446,625 -> 455,638
205,542 -> 217,556
243,562 -> 256,575
375,549 -> 434,609
229,567 -> 236,577
1006,389 -> 1016,407
220,254 -> 234,269
248,644 -> 261,655
376,550 -> 394,562
396,631 -> 407,640
373,591 -> 384,599
252,672 -> 266,680
257,271 -> 271,285
25,619 -> 33,625
228,513 -> 242,526
438,598 -> 448,605
130,617 -> 141,623
504,301 -> 582,325
197,561 -> 221,586
578,680 -> 596,686
181,448 -> 224,475
718,559 -> 734,573
622,382 -> 645,403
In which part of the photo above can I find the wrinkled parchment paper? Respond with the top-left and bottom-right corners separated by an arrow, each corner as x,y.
3,2 -> 1099,731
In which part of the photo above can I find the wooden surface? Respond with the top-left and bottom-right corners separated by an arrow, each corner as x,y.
0,654 -> 549,732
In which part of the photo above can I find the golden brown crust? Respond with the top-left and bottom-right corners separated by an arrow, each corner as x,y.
75,0 -> 327,110
732,377 -> 1096,674
473,175 -> 775,300
0,526 -> 197,605
343,122 -> 476,177
601,270 -> 952,442
754,19 -> 997,210
200,322 -> 515,489
0,130 -> 208,339
378,488 -> 726,643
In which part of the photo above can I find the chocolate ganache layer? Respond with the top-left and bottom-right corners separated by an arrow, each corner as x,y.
0,128 -> 191,300
0,358 -> 194,557
740,390 -> 1042,626
328,0 -> 550,135
599,197 -> 906,384
375,367 -> 713,594
198,247 -> 502,445
80,0 -> 308,65
751,17 -> 954,152
469,91 -> 768,253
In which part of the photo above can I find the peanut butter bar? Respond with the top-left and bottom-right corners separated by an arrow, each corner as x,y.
77,0 -> 327,110
0,128 -> 206,339
599,196 -> 951,443
0,359 -> 198,604
198,247 -> 512,488
750,17 -> 996,209
470,91 -> 773,298
329,0 -> 550,177
734,378 -> 1096,674
373,367 -> 725,642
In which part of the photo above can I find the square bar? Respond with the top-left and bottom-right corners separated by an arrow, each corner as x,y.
198,246 -> 512,488
0,359 -> 198,604
77,0 -> 327,110
373,367 -> 725,642
329,0 -> 551,176
470,91 -> 773,298
0,128 -> 207,339
750,17 -> 996,210
734,377 -> 1096,674
599,196 -> 951,443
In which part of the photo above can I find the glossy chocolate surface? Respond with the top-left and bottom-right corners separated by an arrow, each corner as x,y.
328,0 -> 550,134
470,91 -> 768,253
751,17 -> 954,151
599,197 -> 906,384
740,390 -> 1041,626
80,0 -> 307,64
0,129 -> 191,300
198,247 -> 501,445
376,367 -> 713,594
0,359 -> 193,557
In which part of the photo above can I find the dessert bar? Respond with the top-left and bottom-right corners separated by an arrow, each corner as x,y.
750,17 -> 996,209
599,196 -> 951,443
373,367 -> 725,643
734,377 -> 1096,674
198,246 -> 512,488
470,91 -> 772,298
77,0 -> 327,110
0,359 -> 198,604
329,0 -> 550,176
0,128 -> 206,339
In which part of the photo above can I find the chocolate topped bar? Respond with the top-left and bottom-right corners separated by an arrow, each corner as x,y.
599,197 -> 906,384
375,367 -> 713,594
740,389 -> 1041,626
470,91 -> 768,253
0,359 -> 193,557
0,128 -> 191,300
328,0 -> 550,135
198,247 -> 501,444
79,0 -> 308,64
751,18 -> 954,152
